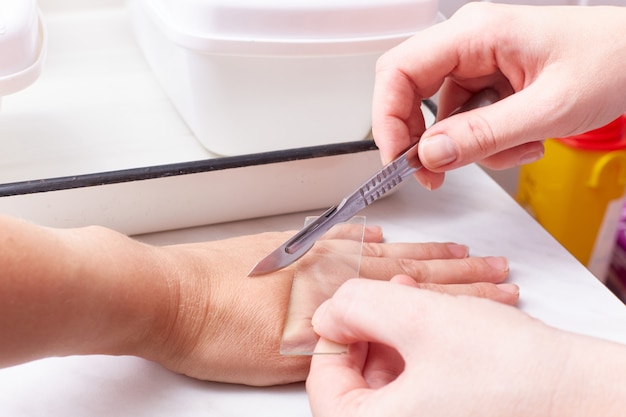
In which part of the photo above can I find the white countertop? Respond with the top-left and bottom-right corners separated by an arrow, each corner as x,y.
1,2 -> 625,416
1,165 -> 626,417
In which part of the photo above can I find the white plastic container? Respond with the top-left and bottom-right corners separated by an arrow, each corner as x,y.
130,0 -> 439,156
0,0 -> 46,104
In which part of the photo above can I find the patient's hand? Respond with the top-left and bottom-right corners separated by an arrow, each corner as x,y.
145,225 -> 516,386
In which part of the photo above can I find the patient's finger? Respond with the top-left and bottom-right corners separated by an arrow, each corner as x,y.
359,256 -> 509,284
391,275 -> 519,305
415,282 -> 519,305
360,241 -> 469,260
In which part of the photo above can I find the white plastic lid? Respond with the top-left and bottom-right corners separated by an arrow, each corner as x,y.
0,0 -> 46,96
142,0 -> 439,56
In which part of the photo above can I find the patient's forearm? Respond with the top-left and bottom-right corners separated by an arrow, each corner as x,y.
0,215 -> 170,367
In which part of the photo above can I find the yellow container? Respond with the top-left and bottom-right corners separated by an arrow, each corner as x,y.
517,115 -> 626,281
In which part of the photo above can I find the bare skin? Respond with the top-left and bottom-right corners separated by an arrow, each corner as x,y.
372,3 -> 626,190
308,278 -> 626,416
0,215 -> 515,386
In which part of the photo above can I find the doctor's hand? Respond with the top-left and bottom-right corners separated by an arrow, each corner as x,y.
148,225 -> 517,386
373,3 -> 626,190
306,278 -> 626,417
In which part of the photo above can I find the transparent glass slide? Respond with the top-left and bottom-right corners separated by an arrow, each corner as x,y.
279,216 -> 365,355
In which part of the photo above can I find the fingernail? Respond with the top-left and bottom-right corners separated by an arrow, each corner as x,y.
496,283 -> 519,295
365,225 -> 383,235
518,150 -> 544,165
420,134 -> 458,168
313,338 -> 347,355
485,256 -> 509,272
418,176 -> 432,191
311,300 -> 329,329
446,243 -> 469,258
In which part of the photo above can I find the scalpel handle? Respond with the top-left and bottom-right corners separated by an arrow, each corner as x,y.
356,86 -> 501,207
285,88 -> 500,255
353,143 -> 422,208
282,143 -> 421,256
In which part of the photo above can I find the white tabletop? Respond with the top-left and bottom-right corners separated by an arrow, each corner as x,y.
1,165 -> 625,417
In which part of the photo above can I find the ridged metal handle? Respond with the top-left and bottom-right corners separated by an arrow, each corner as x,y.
358,149 -> 421,207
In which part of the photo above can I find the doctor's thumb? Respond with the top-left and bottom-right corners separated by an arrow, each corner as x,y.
418,133 -> 460,169
417,91 -> 549,172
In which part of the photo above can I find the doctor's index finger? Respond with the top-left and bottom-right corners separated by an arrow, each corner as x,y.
372,19 -> 483,161
372,3 -> 518,164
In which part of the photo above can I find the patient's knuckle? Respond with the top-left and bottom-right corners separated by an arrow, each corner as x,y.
407,261 -> 433,282
361,242 -> 384,258
462,258 -> 484,276
311,242 -> 333,257
470,282 -> 492,299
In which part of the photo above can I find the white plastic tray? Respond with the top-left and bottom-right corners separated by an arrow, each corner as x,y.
0,5 -> 388,235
